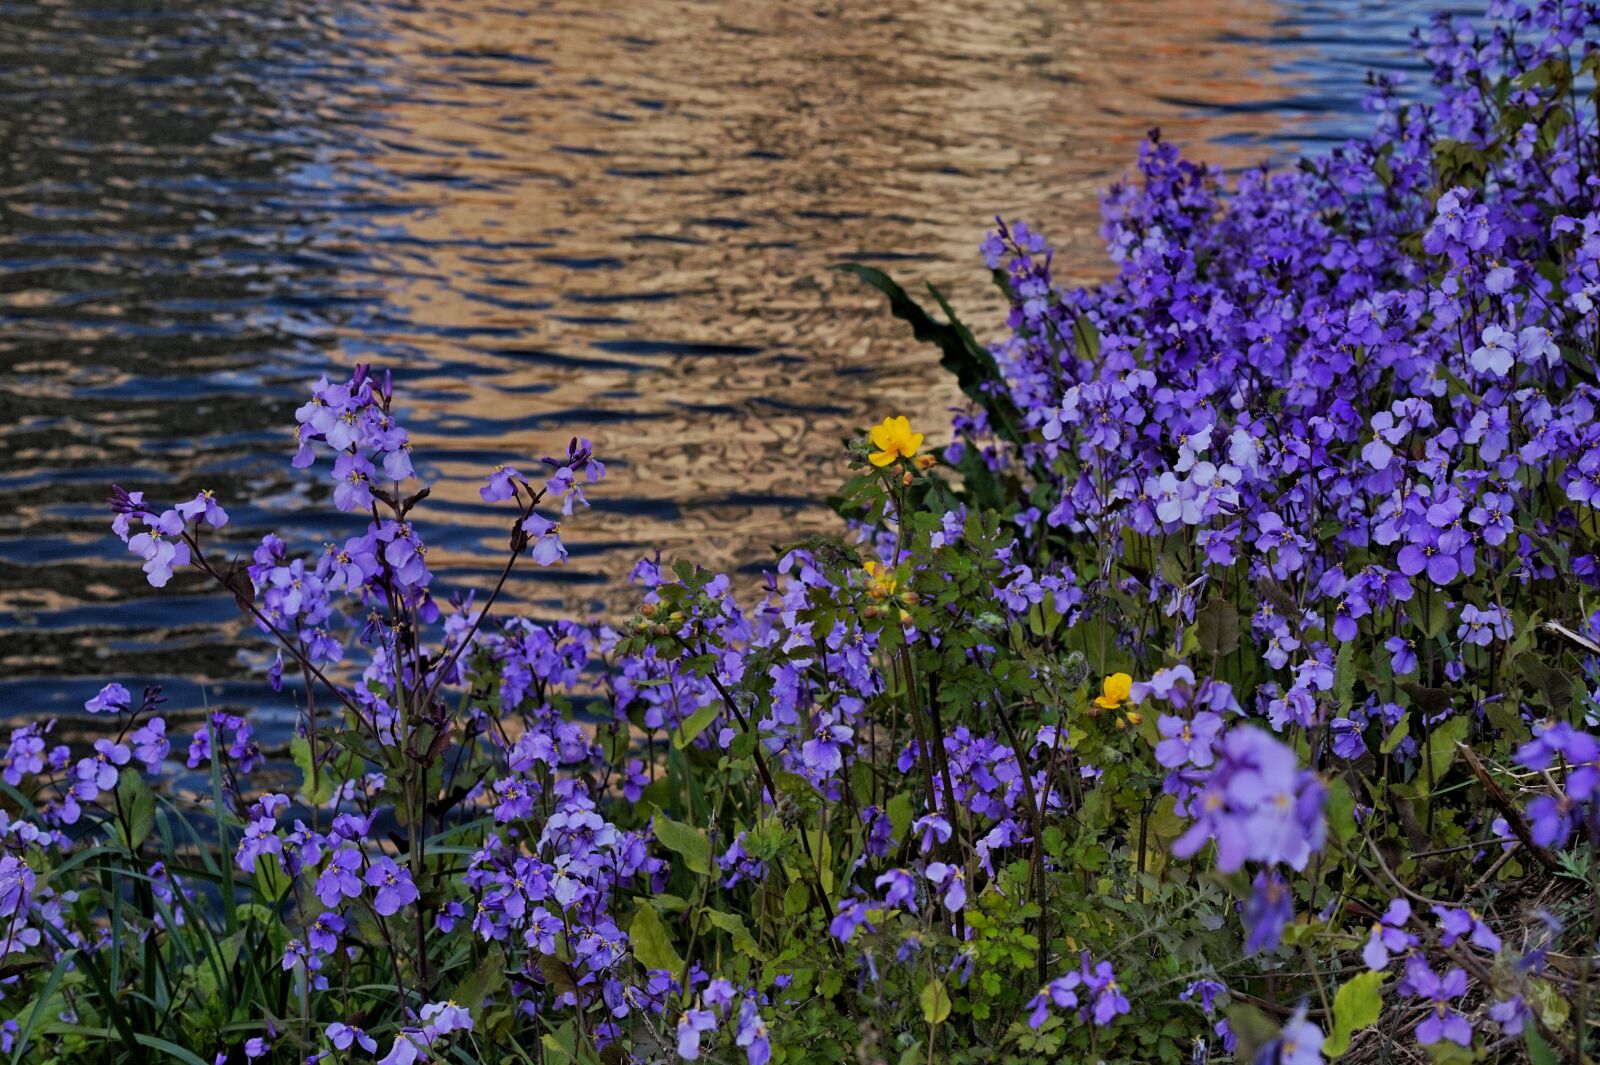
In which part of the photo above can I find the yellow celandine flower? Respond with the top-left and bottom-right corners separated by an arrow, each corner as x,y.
868,416 -> 924,467
862,559 -> 897,598
1095,672 -> 1133,711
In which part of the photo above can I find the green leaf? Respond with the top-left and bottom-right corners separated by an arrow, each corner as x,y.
703,908 -> 764,960
919,978 -> 952,1025
1379,712 -> 1411,755
1527,977 -> 1570,1029
542,1021 -> 579,1065
651,809 -> 712,876
1195,599 -> 1241,657
1523,1028 -> 1559,1065
887,791 -> 914,848
1424,715 -> 1470,792
1518,652 -> 1577,713
782,879 -> 810,917
113,769 -> 155,851
291,734 -> 334,806
1072,316 -> 1101,362
448,945 -> 508,1017
629,901 -> 683,976
834,263 -> 1024,447
1333,641 -> 1356,712
1327,779 -> 1358,846
1323,970 -> 1384,1057
673,704 -> 720,749
1224,1004 -> 1279,1062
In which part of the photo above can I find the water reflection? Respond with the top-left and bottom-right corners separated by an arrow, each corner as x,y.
0,0 -> 1442,740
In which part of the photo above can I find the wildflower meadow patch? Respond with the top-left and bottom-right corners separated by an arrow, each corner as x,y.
3,3 -> 1600,1064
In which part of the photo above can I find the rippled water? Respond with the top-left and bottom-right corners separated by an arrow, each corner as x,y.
0,0 -> 1458,742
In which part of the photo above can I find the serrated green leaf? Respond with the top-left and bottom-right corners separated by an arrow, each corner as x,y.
834,263 -> 1025,448
703,908 -> 764,960
783,879 -> 810,917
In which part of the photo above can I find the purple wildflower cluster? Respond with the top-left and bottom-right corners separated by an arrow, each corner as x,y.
7,3 -> 1600,1063
966,0 -> 1600,779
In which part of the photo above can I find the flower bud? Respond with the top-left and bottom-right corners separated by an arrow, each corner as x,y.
1061,651 -> 1090,691
916,454 -> 937,471
640,602 -> 657,618
901,471 -> 914,487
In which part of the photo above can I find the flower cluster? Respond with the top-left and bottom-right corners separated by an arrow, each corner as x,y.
8,4 -> 1600,1064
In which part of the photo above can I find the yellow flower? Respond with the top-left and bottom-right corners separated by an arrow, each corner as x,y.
862,560 -> 897,598
868,416 -> 924,467
1095,672 -> 1133,711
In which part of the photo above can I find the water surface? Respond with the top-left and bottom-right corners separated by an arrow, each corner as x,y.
0,0 -> 1456,741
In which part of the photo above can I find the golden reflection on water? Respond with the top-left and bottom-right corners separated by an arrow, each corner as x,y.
360,0 -> 1309,614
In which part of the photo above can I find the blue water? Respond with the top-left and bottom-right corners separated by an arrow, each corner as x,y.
0,0 -> 1459,750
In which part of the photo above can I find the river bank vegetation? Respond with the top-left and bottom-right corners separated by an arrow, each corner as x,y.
4,3 -> 1600,1063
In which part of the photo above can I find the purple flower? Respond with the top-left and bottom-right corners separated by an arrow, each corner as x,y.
677,1008 -> 718,1059
734,1000 -> 771,1065
84,682 -> 132,715
175,490 -> 229,529
1470,324 -> 1517,377
1025,972 -> 1081,1029
1384,636 -> 1417,675
1260,1004 -> 1323,1065
800,712 -> 853,775
1456,603 -> 1510,646
365,858 -> 419,916
876,868 -> 916,910
520,513 -> 567,566
1404,958 -> 1472,1046
1329,718 -> 1366,760
332,453 -> 376,512
1490,996 -> 1529,1036
328,1023 -> 377,1053
1180,978 -> 1226,1014
1362,898 -> 1417,970
1154,711 -> 1224,768
126,508 -> 191,587
316,846 -> 365,907
1432,905 -> 1501,953
828,898 -> 873,942
1172,724 -> 1326,872
309,911 -> 344,954
481,465 -> 523,502
1078,954 -> 1130,1026
925,862 -> 967,912
77,738 -> 131,795
1243,869 -> 1293,955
